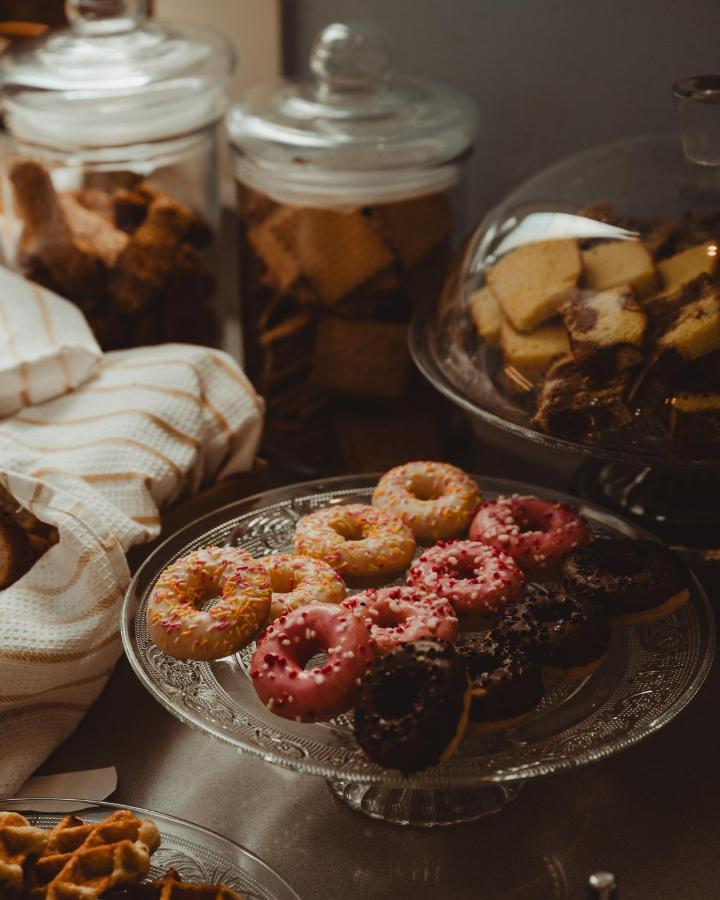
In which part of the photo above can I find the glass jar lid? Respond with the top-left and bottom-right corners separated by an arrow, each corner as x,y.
227,22 -> 478,204
0,0 -> 235,149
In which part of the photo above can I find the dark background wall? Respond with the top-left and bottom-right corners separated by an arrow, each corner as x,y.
282,0 -> 720,222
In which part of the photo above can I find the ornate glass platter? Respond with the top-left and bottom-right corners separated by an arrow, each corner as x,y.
122,476 -> 715,826
1,799 -> 299,900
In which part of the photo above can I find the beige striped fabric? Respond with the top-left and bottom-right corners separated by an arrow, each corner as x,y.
0,265 -> 101,417
0,343 -> 264,795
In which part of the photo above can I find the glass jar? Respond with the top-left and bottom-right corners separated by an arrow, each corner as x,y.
227,23 -> 477,475
0,0 -> 234,351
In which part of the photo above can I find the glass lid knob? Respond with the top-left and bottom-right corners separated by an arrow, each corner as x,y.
310,22 -> 390,95
65,0 -> 147,36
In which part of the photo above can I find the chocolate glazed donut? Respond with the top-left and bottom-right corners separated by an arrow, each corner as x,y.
494,591 -> 610,681
353,639 -> 471,774
561,539 -> 690,625
456,636 -> 545,733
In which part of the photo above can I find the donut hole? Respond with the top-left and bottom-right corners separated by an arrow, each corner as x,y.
408,475 -> 443,502
515,514 -> 546,534
332,521 -> 365,542
371,669 -> 423,719
196,587 -> 223,611
445,559 -> 478,579
269,570 -> 296,594
294,642 -> 326,670
373,604 -> 410,629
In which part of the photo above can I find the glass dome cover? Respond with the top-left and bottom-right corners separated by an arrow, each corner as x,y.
227,22 -> 478,204
411,79 -> 720,470
0,0 -> 235,148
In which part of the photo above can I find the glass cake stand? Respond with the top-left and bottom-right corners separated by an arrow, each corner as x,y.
409,269 -> 720,560
1,798 -> 299,900
122,476 -> 715,828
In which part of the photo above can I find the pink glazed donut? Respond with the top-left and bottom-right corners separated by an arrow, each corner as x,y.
407,540 -> 525,622
250,603 -> 375,722
342,586 -> 459,655
469,495 -> 591,574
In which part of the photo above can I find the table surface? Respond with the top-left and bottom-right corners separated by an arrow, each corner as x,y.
37,436 -> 720,900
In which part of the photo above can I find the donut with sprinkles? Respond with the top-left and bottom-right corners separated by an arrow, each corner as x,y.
259,553 -> 347,621
147,546 -> 271,660
293,503 -> 416,582
372,460 -> 481,542
470,495 -> 591,575
250,603 -> 376,722
407,540 -> 525,624
343,585 -> 458,655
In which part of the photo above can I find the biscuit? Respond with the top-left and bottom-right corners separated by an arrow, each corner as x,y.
247,206 -> 303,294
311,317 -> 411,398
275,207 -> 394,304
336,408 -> 444,472
374,192 -> 453,269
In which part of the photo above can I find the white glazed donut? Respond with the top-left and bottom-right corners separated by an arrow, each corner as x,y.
372,461 -> 482,542
147,546 -> 271,660
293,503 -> 416,581
259,553 -> 347,621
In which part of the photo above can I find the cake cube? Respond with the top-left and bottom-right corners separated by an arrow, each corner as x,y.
564,285 -> 647,374
468,286 -> 503,346
670,391 -> 720,455
486,239 -> 582,332
533,357 -> 634,440
500,318 -> 570,391
657,280 -> 720,361
581,240 -> 658,298
658,242 -> 718,294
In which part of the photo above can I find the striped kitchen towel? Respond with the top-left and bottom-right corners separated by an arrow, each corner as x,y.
0,265 -> 101,417
0,340 -> 264,796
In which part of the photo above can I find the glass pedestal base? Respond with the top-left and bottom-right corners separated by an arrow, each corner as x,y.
574,461 -> 720,562
327,780 -> 523,827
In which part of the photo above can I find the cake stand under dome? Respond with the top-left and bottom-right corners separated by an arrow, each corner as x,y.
122,476 -> 714,827
410,83 -> 720,559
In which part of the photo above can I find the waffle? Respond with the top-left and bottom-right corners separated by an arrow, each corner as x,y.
27,811 -> 160,900
0,813 -> 48,898
120,868 -> 244,900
